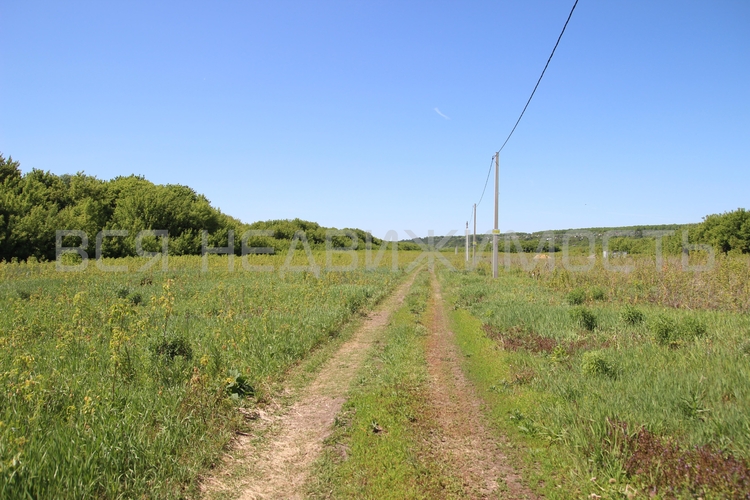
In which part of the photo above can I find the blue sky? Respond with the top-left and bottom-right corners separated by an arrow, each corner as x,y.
2,1 -> 748,238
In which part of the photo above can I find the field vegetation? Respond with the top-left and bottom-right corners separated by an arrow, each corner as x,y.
442,252 -> 750,498
308,270 -> 465,498
0,251 -> 418,498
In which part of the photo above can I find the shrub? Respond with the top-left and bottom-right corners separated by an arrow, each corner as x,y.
567,288 -> 586,305
581,350 -> 618,379
150,333 -> 194,386
127,292 -> 143,306
650,315 -> 707,346
621,305 -> 645,326
570,306 -> 597,331
681,317 -> 707,339
651,315 -> 678,346
151,333 -> 193,361
591,287 -> 606,301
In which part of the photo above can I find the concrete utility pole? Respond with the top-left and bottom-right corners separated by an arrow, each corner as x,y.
472,203 -> 476,265
492,152 -> 499,278
465,221 -> 469,262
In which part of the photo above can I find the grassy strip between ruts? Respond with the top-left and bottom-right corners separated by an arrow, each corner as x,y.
440,267 -> 750,499
306,269 -> 466,499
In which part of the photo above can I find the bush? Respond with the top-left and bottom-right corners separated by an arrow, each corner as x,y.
651,315 -> 678,346
151,333 -> 193,361
570,306 -> 597,331
567,288 -> 586,305
650,315 -> 707,346
621,305 -> 645,326
681,317 -> 707,339
581,350 -> 618,379
591,287 -> 606,301
127,292 -> 143,306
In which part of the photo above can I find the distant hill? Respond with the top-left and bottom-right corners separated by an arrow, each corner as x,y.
414,216 -> 749,256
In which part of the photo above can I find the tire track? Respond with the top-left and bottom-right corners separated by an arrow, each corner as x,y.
205,271 -> 419,500
425,272 -> 539,499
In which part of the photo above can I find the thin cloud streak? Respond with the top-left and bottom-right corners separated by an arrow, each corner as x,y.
434,107 -> 450,120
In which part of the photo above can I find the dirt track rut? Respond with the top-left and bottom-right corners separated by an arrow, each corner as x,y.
209,272 -> 418,500
425,272 -> 538,499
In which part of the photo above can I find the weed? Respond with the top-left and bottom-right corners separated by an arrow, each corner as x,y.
15,289 -> 31,300
650,315 -> 678,346
581,350 -> 618,379
127,292 -> 143,306
510,368 -> 536,386
151,333 -> 193,361
115,286 -> 130,299
614,423 -> 750,498
567,288 -> 586,305
570,306 -> 598,331
591,287 -> 606,301
508,409 -> 537,435
621,305 -> 644,326
225,369 -> 254,399
681,316 -> 707,339
678,388 -> 711,421
650,315 -> 707,346
551,344 -> 569,362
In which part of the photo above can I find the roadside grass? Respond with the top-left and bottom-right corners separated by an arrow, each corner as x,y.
440,267 -> 750,499
0,252 -> 418,499
538,254 -> 750,312
307,270 -> 465,499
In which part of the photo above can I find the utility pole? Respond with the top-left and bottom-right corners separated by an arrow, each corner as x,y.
465,221 -> 469,262
472,203 -> 476,265
492,152 -> 499,278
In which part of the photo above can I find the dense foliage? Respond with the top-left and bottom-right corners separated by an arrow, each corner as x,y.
693,208 -> 750,254
0,154 -> 381,262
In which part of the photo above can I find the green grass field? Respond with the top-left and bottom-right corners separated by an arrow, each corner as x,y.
440,253 -> 750,498
0,252 -> 416,499
3,248 -> 750,499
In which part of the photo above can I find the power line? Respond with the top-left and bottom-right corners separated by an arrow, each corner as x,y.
497,0 -> 579,153
470,0 -> 578,232
476,155 -> 495,209
469,155 -> 495,227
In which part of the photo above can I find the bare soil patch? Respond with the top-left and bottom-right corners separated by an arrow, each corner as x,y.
425,273 -> 539,499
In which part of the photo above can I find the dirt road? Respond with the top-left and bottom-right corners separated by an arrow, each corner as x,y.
205,272 -> 419,500
424,273 -> 538,499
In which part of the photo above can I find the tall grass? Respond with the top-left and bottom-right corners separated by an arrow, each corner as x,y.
441,262 -> 750,498
0,252 -> 416,498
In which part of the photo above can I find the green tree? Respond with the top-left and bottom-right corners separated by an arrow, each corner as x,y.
693,208 -> 750,254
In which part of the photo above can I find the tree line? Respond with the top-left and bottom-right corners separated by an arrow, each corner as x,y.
2,153 -> 748,261
0,154 -> 381,262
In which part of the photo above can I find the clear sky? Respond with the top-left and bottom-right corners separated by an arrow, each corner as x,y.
2,1 -> 748,238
